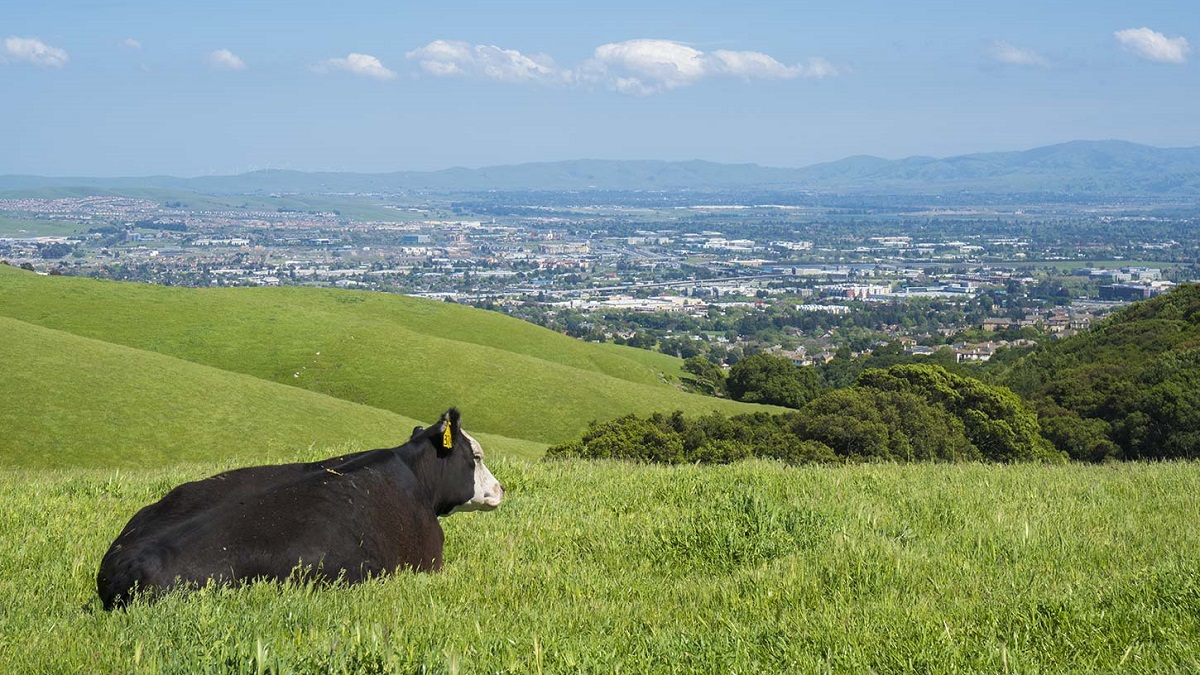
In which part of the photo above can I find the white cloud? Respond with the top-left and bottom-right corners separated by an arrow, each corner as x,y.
588,39 -> 709,93
406,40 -> 567,83
3,36 -> 69,68
120,38 -> 142,50
1115,27 -> 1190,64
206,48 -> 246,71
405,38 -> 836,94
711,50 -> 838,79
985,40 -> 1049,67
313,53 -> 396,80
585,39 -> 839,95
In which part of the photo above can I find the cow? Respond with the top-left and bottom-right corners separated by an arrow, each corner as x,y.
96,408 -> 503,610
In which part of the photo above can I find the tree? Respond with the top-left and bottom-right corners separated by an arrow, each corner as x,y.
682,356 -> 726,397
1037,405 -> 1120,462
39,242 -> 74,259
791,388 -> 977,462
726,354 -> 821,409
856,364 -> 1062,462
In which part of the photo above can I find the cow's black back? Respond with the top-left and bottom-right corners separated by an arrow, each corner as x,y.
97,409 -> 491,610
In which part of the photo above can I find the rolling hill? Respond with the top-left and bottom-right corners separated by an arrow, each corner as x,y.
0,315 -> 543,468
2,140 -> 1198,195
0,265 -> 773,461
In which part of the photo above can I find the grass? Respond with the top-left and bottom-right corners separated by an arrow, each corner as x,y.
1,459 -> 1197,673
0,316 -> 543,467
1,186 -> 426,222
0,215 -> 86,237
0,265 -> 773,445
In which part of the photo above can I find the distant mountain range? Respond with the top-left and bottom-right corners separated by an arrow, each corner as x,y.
3,140 -> 1200,195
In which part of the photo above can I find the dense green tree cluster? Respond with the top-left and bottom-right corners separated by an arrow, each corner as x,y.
548,364 -> 1062,465
1001,283 -> 1200,461
681,356 -> 726,396
726,353 -> 821,408
855,364 -> 1059,462
545,410 -> 839,465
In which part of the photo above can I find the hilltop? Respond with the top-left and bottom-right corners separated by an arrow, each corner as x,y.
0,265 -> 772,464
2,140 -> 1199,195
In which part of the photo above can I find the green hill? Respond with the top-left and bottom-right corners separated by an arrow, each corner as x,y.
0,315 -> 543,468
999,283 -> 1200,460
0,265 -> 771,455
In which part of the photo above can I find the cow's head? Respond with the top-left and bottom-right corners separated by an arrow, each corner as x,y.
411,408 -> 504,516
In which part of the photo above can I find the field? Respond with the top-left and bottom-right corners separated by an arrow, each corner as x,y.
0,215 -> 86,237
3,268 -> 1198,672
0,186 -> 434,223
2,458 -> 1197,673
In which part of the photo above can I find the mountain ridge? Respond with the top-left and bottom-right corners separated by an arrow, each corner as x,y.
3,140 -> 1200,195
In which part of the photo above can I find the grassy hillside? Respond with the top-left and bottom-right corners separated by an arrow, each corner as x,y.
3,460 -> 1197,671
0,316 -> 542,467
0,265 -> 770,446
997,283 -> 1200,461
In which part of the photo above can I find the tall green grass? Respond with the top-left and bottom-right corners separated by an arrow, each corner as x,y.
0,265 -> 772,445
2,459 -> 1197,673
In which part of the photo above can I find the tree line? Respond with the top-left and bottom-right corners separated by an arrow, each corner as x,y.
548,363 -> 1063,465
552,283 -> 1200,464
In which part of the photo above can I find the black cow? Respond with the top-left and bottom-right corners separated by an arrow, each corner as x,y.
97,408 -> 503,610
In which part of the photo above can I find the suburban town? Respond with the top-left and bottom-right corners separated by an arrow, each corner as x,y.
2,192 -> 1194,367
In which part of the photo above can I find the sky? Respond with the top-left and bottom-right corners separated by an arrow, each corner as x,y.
1,0 -> 1197,177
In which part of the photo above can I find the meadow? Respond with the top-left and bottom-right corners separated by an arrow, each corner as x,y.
0,316 -> 543,466
2,456 -> 1197,673
3,267 -> 1198,672
0,265 -> 771,449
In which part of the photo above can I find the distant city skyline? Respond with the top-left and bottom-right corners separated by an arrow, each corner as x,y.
2,0 -> 1196,177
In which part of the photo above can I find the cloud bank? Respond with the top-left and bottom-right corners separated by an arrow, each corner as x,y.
314,53 -> 396,80
985,40 -> 1049,67
406,40 -> 567,83
407,38 -> 839,94
584,39 -> 838,94
206,48 -> 246,71
1115,27 -> 1190,64
3,36 -> 69,68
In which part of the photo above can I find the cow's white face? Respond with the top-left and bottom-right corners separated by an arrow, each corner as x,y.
451,431 -> 504,513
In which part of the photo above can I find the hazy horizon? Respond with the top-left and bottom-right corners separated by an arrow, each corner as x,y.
3,0 -> 1196,177
3,138 -> 1199,181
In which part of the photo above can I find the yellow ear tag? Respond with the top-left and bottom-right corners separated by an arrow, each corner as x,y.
442,423 -> 453,450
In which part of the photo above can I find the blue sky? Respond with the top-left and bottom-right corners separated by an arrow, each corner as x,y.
2,0 -> 1196,176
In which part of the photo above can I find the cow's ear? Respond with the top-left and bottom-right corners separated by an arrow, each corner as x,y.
440,408 -> 461,451
411,426 -> 425,439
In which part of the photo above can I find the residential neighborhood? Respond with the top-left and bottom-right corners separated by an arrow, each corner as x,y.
3,191 -> 1195,367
